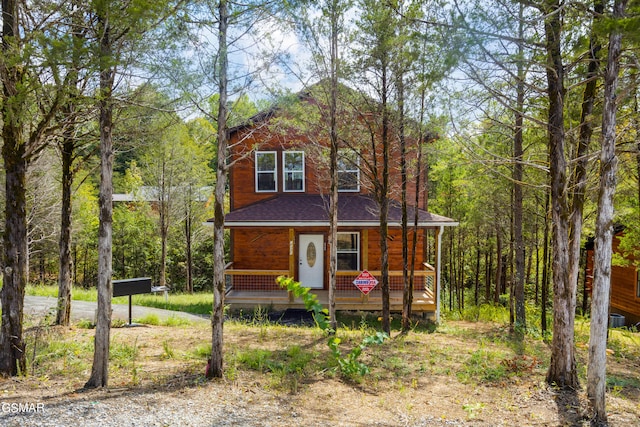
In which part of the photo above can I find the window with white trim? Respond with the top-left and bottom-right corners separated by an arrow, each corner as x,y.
256,151 -> 277,192
337,232 -> 359,270
283,151 -> 305,192
338,150 -> 360,192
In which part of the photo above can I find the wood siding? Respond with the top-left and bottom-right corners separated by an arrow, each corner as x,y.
366,228 -> 426,271
230,226 -> 429,292
229,126 -> 329,211
586,232 -> 640,325
228,115 -> 426,212
231,228 -> 291,271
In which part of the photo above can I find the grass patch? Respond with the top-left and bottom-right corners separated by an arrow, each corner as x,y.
191,344 -> 211,360
27,329 -> 92,377
607,328 -> 640,360
130,293 -> 213,316
457,347 -> 510,384
607,374 -> 640,390
110,339 -> 139,369
27,284 -> 97,301
136,313 -> 161,325
132,314 -> 193,326
26,284 -> 213,316
14,289 -> 640,410
230,344 -> 317,393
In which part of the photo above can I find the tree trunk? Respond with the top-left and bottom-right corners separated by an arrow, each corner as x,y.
327,0 -> 339,332
56,138 -> 74,326
458,232 -> 464,311
495,228 -> 502,304
56,0 -> 83,326
543,0 -> 579,388
85,6 -> 114,389
379,58 -> 391,336
208,0 -> 228,379
449,232 -> 454,310
159,161 -> 168,288
587,0 -> 625,421
0,0 -> 27,377
399,75 -> 412,332
637,78 -> 640,214
534,209 -> 540,305
56,91 -> 80,325
0,138 -> 28,377
474,239 -> 480,306
485,240 -> 492,303
380,192 -> 391,334
567,0 -> 604,329
513,3 -> 526,331
410,83 -> 427,326
185,207 -> 193,293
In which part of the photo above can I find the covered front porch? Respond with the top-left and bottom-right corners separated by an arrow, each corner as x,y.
224,264 -> 437,314
223,194 -> 457,321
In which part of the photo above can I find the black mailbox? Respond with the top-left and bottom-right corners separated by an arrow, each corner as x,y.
113,278 -> 152,297
112,277 -> 152,325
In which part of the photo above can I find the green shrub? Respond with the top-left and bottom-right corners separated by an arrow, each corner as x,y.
276,275 -> 388,380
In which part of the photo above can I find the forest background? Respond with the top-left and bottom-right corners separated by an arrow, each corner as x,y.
6,0 -> 640,317
0,0 -> 639,423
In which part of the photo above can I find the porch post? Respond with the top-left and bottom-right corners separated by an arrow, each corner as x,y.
435,225 -> 443,323
362,229 -> 369,303
289,228 -> 295,302
288,228 -> 295,277
362,229 -> 369,270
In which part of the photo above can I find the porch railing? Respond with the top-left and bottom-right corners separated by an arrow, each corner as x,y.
224,262 -> 289,293
224,262 -> 436,296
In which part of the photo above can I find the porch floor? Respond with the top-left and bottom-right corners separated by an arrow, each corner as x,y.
225,288 -> 436,313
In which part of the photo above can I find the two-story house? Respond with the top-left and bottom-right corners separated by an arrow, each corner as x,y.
221,84 -> 458,318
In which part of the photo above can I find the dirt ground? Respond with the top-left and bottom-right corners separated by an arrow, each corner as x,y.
1,318 -> 639,426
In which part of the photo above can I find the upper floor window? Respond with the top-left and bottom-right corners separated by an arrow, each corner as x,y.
337,232 -> 359,270
283,151 -> 305,192
338,150 -> 360,192
256,151 -> 277,192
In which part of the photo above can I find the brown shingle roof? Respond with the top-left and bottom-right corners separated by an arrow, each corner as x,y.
221,194 -> 457,227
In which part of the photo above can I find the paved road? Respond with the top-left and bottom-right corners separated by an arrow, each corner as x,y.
23,296 -> 209,324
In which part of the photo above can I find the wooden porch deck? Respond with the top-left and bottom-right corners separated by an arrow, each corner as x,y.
224,288 -> 436,313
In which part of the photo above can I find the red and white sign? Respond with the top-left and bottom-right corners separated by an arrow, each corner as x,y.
353,270 -> 379,295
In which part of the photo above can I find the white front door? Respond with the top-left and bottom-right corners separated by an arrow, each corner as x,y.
299,234 -> 324,289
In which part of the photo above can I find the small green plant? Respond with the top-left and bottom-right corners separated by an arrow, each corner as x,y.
328,332 -> 388,377
161,340 -> 175,360
276,276 -> 388,379
277,276 -> 330,329
463,402 -> 485,420
76,319 -> 94,329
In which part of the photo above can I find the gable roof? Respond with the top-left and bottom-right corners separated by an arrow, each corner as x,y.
221,194 -> 457,228
228,80 -> 439,143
